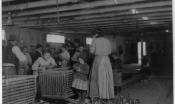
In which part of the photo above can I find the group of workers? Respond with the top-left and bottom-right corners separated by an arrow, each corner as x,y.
2,28 -> 124,104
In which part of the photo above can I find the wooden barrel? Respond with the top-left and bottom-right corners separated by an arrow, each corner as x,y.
38,67 -> 75,99
3,63 -> 17,75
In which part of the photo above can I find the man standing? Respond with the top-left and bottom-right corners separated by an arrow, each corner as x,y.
34,44 -> 43,62
3,34 -> 26,75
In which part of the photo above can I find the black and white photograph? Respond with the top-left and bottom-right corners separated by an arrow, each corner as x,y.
1,0 -> 174,104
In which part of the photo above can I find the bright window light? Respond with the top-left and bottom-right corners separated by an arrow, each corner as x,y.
47,34 -> 65,43
143,17 -> 148,20
86,38 -> 93,45
2,30 -> 6,40
166,30 -> 169,32
150,22 -> 156,25
131,9 -> 138,14
138,42 -> 146,64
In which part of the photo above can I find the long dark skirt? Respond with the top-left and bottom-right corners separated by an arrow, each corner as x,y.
89,55 -> 115,99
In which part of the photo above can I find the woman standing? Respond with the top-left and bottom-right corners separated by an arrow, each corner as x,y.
89,28 -> 114,99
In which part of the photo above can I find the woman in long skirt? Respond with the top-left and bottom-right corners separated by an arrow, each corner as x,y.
89,28 -> 115,99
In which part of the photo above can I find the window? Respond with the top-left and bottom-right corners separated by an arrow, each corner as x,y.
2,30 -> 6,40
86,38 -> 93,45
46,34 -> 65,43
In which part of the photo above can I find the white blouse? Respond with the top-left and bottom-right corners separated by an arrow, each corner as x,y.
90,37 -> 111,55
32,57 -> 57,71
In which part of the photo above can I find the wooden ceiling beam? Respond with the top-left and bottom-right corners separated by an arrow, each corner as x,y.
2,0 -> 80,11
2,10 -> 172,29
29,21 -> 168,30
12,18 -> 171,30
6,13 -> 171,27
2,6 -> 171,22
2,0 -> 16,2
11,20 -> 170,30
2,1 -> 171,18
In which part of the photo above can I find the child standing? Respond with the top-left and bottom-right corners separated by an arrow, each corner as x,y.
72,54 -> 90,103
59,45 -> 70,68
111,52 -> 123,95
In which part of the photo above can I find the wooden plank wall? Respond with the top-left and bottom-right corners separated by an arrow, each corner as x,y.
2,26 -> 47,51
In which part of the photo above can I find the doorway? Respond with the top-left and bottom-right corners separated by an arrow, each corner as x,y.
130,42 -> 146,64
130,43 -> 138,63
138,42 -> 146,64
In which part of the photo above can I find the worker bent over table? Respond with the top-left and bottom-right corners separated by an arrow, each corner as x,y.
32,50 -> 57,103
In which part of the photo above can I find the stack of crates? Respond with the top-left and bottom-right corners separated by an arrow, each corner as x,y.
2,75 -> 37,104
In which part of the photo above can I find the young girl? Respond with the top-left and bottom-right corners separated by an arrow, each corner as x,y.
59,45 -> 70,68
32,50 -> 57,103
111,52 -> 123,95
32,50 -> 57,75
72,54 -> 90,102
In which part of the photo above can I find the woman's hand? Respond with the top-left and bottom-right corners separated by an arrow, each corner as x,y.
38,67 -> 46,71
45,66 -> 51,70
48,65 -> 55,69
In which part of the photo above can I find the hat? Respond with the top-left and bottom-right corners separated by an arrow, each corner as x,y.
91,27 -> 102,35
77,53 -> 87,63
74,38 -> 81,43
78,43 -> 84,48
8,34 -> 18,41
36,44 -> 43,49
61,45 -> 68,49
46,44 -> 50,47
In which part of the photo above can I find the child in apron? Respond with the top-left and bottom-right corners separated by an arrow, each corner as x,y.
72,54 -> 90,103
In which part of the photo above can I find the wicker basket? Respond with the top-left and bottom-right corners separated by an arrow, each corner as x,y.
38,67 -> 75,99
2,75 -> 37,104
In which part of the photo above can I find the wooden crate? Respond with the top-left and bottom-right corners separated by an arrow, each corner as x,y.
38,67 -> 75,99
2,75 -> 37,104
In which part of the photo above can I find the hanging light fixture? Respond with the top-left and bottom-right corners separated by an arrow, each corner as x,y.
7,2 -> 13,24
7,12 -> 12,24
56,0 -> 59,23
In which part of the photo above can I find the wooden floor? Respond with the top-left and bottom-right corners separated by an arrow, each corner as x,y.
36,64 -> 173,104
121,74 -> 173,104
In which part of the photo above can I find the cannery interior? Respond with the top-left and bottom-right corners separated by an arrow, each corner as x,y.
1,0 -> 173,104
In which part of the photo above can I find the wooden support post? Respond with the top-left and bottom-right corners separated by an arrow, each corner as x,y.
163,33 -> 166,60
141,33 -> 143,70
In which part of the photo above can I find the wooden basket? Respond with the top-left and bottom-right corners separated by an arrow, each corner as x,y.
2,75 -> 37,104
38,67 -> 75,99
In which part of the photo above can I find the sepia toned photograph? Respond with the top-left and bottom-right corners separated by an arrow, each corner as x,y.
1,0 -> 174,104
